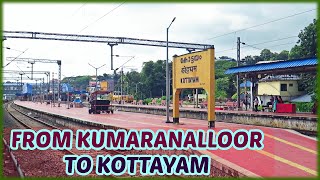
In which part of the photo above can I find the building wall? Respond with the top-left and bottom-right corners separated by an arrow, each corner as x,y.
258,80 -> 304,102
258,81 -> 280,96
278,80 -> 304,97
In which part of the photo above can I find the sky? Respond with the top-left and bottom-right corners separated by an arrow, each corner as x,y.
2,2 -> 317,83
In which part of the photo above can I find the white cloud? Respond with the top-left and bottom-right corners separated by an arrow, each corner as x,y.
3,2 -> 317,78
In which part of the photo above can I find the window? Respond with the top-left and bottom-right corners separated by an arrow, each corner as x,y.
280,84 -> 287,91
289,84 -> 293,87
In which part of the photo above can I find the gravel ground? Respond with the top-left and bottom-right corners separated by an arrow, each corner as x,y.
3,128 -> 70,177
2,145 -> 20,177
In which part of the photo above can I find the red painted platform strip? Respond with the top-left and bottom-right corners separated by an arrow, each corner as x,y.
14,101 -> 318,177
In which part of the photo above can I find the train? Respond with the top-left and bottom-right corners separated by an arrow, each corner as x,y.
112,91 -> 134,103
87,80 -> 134,103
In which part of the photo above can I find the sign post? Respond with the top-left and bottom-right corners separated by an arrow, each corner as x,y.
172,46 -> 215,128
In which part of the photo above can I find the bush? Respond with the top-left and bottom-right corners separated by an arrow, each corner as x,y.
294,102 -> 313,112
143,98 -> 152,105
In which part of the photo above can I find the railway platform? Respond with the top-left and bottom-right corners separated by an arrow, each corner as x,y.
14,101 -> 317,177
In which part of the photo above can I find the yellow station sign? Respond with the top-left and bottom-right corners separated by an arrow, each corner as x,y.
172,47 -> 215,128
173,48 -> 214,90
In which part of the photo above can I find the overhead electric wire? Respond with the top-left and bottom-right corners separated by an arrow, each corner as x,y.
15,64 -> 31,80
78,1 -> 126,33
72,3 -> 87,15
216,35 -> 298,53
244,36 -> 298,47
3,48 -> 28,68
243,44 -> 262,51
206,8 -> 315,40
243,42 -> 296,52
117,56 -> 135,70
242,41 -> 297,53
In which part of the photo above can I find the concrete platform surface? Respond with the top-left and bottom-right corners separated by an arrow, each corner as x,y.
14,101 -> 317,177
114,103 -> 317,119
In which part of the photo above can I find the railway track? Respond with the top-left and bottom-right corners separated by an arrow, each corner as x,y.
4,102 -> 136,177
5,102 -> 188,178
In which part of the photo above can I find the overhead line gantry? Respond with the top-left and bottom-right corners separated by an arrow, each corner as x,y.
3,31 -> 214,70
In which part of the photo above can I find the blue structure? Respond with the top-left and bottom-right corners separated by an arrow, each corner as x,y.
22,83 -> 33,95
240,81 -> 253,88
225,57 -> 317,75
61,83 -> 74,92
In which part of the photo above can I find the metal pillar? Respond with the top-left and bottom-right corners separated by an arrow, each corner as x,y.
166,17 -> 176,123
57,61 -> 61,107
196,89 -> 199,108
29,62 -> 35,80
250,78 -> 254,111
52,72 -> 55,106
244,78 -> 247,111
109,43 -> 118,70
95,68 -> 98,90
121,67 -> 123,104
237,37 -> 241,110
35,80 -> 38,95
19,73 -> 23,93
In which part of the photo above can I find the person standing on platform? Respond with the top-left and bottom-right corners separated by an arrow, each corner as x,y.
278,96 -> 283,103
107,91 -> 113,104
254,97 -> 259,112
273,96 -> 278,112
312,101 -> 317,114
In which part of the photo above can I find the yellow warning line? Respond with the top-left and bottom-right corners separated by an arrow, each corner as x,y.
106,117 -> 317,175
16,102 -> 317,176
256,150 -> 317,176
184,120 -> 317,155
264,134 -> 317,155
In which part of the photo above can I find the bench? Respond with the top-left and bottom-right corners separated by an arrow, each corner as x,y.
225,101 -> 237,110
148,99 -> 157,105
262,105 -> 273,112
199,101 -> 207,108
137,100 -> 143,105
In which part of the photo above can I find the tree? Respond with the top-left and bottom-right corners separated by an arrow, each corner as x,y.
214,60 -> 237,98
260,49 -> 273,60
297,19 -> 317,58
277,50 -> 289,60
289,19 -> 317,99
243,55 -> 256,65
289,19 -> 317,59
219,56 -> 232,60
271,52 -> 279,60
289,45 -> 303,59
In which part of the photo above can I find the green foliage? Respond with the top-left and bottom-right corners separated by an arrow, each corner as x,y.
216,90 -> 227,100
260,49 -> 273,60
289,19 -> 317,99
143,98 -> 152,105
277,50 -> 289,60
295,102 -> 314,112
62,76 -> 91,91
231,93 -> 237,100
215,60 -> 237,98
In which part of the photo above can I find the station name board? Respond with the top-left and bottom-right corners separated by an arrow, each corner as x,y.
173,48 -> 214,89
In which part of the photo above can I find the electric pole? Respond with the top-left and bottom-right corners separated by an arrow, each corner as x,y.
237,37 -> 241,110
